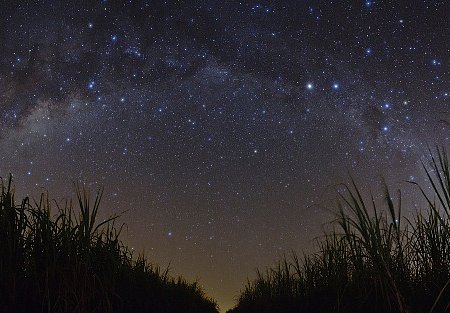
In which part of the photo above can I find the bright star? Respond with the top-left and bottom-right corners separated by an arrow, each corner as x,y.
432,59 -> 441,66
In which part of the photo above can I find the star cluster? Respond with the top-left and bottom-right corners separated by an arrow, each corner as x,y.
0,1 -> 449,310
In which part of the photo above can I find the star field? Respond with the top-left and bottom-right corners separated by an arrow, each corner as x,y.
0,1 -> 449,310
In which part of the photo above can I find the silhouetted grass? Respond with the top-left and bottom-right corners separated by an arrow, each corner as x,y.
0,177 -> 218,313
228,147 -> 450,313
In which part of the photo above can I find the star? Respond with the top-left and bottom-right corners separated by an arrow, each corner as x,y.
432,59 -> 441,66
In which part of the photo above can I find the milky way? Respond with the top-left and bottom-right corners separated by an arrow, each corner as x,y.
0,1 -> 449,310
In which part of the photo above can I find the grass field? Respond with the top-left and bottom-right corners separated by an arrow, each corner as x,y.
228,147 -> 450,313
0,175 -> 218,313
3,148 -> 449,313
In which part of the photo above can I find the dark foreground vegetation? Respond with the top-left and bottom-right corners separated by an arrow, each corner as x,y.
228,148 -> 450,313
0,177 -> 218,313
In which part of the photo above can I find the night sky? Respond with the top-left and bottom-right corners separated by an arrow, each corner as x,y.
0,1 -> 449,310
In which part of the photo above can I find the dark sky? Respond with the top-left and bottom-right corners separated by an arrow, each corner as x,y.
0,0 -> 449,310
